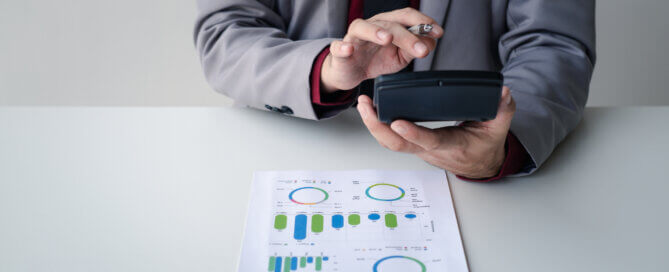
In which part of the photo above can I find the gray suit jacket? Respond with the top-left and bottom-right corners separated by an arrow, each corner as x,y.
194,0 -> 596,175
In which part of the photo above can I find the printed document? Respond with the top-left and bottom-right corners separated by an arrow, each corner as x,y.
238,170 -> 468,272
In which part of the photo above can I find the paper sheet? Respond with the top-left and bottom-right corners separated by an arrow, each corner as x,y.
238,170 -> 468,272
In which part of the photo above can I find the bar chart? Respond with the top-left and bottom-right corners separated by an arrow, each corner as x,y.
272,211 -> 424,241
267,255 -> 330,272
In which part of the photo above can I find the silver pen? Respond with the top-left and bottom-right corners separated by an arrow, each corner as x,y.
407,24 -> 433,36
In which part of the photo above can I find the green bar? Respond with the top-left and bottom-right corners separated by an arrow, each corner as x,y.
348,214 -> 360,225
311,214 -> 324,233
283,257 -> 291,272
300,257 -> 306,268
385,213 -> 398,228
315,256 -> 322,271
274,215 -> 287,230
268,256 -> 276,271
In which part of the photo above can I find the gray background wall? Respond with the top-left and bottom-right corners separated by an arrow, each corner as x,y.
1,0 -> 668,107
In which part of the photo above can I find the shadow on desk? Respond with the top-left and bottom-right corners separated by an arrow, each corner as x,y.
239,106 -> 366,135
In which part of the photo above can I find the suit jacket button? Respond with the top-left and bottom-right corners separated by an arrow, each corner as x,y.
280,106 -> 293,115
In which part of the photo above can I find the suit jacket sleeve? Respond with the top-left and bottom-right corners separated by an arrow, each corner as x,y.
194,0 -> 334,120
499,0 -> 596,174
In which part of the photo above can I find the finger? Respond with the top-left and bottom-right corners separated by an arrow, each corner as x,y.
344,18 -> 392,45
380,22 -> 430,58
424,24 -> 444,39
418,36 -> 437,52
371,7 -> 444,38
390,120 -> 463,151
390,120 -> 442,150
357,95 -> 423,153
371,7 -> 437,26
481,86 -> 516,136
330,40 -> 353,58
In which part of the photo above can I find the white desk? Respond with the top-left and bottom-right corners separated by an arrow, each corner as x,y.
0,107 -> 667,271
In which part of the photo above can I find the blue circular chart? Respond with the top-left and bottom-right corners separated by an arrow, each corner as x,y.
373,256 -> 426,272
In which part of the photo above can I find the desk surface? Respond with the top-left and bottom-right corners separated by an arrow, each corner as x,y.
0,106 -> 668,272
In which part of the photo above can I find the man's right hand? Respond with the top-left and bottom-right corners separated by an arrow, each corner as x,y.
320,8 -> 444,93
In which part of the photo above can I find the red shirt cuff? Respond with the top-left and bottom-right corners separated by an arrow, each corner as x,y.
310,47 -> 356,106
457,132 -> 530,182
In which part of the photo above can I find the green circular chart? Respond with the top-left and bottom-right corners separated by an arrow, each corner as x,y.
365,183 -> 405,201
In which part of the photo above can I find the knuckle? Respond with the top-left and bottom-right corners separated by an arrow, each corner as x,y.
347,21 -> 357,33
401,7 -> 417,14
387,140 -> 406,152
349,19 -> 364,30
373,20 -> 391,29
398,7 -> 418,18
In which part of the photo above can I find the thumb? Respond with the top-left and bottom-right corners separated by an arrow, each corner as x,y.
481,86 -> 515,135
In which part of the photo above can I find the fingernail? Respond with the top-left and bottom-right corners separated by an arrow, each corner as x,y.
414,42 -> 427,55
432,26 -> 443,36
341,44 -> 351,51
505,92 -> 512,105
392,124 -> 407,135
377,30 -> 390,41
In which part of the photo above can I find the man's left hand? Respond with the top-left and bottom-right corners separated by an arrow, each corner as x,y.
357,87 -> 515,179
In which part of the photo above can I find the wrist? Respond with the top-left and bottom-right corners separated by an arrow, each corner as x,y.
457,141 -> 506,180
456,134 -> 514,181
320,54 -> 341,94
486,144 -> 507,177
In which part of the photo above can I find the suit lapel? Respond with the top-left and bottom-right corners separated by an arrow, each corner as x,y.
414,0 -> 450,71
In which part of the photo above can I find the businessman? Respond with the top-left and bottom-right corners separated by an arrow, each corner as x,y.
194,0 -> 595,180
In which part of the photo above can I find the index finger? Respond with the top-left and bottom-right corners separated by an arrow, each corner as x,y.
371,8 -> 443,38
343,18 -> 392,45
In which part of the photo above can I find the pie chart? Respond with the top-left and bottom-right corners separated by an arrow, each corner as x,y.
365,183 -> 405,201
372,255 -> 426,272
288,187 -> 329,205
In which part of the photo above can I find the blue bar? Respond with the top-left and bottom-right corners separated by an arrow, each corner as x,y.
307,257 -> 314,263
368,213 -> 380,220
291,257 -> 298,270
275,256 -> 282,272
332,214 -> 344,229
405,213 -> 417,219
294,214 -> 307,240
323,256 -> 329,261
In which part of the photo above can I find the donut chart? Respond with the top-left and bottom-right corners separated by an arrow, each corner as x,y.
372,255 -> 426,272
288,187 -> 329,205
365,183 -> 405,201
